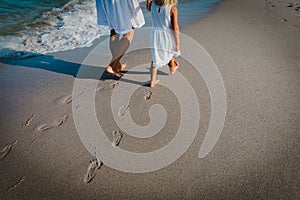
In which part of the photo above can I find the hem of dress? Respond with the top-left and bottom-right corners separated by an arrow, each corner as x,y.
98,22 -> 145,35
114,29 -> 134,35
152,52 -> 181,68
133,22 -> 145,29
153,58 -> 172,68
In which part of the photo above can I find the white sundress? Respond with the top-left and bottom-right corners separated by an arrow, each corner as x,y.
96,0 -> 145,34
150,3 -> 180,68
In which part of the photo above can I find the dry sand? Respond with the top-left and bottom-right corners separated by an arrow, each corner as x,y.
0,0 -> 299,199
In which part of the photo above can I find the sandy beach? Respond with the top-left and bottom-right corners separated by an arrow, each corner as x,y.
0,0 -> 299,199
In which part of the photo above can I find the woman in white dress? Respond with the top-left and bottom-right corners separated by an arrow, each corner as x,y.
96,0 -> 145,77
147,0 -> 180,87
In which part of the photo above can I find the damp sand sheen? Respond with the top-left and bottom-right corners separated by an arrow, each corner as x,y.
0,0 -> 299,198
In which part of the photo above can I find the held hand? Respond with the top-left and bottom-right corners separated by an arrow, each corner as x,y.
146,0 -> 152,12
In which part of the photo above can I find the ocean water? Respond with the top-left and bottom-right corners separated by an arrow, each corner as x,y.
0,0 -> 222,59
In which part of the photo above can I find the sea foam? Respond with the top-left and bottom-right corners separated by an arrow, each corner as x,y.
0,0 -> 146,59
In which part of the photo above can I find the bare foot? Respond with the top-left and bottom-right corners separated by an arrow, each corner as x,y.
117,63 -> 126,72
169,61 -> 179,75
150,80 -> 160,88
106,66 -> 123,77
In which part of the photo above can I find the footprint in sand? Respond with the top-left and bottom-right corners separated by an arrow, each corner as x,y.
53,115 -> 69,127
22,114 -> 35,129
110,81 -> 119,89
7,176 -> 26,192
56,95 -> 72,105
0,140 -> 17,159
83,158 -> 103,183
112,130 -> 123,146
96,86 -> 105,92
62,95 -> 72,104
37,124 -> 54,132
144,90 -> 152,100
118,105 -> 129,117
96,81 -> 119,92
36,115 -> 69,132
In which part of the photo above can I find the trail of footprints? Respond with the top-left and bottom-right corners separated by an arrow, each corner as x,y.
83,129 -> 124,183
16,83 -> 153,184
17,96 -> 71,158
36,81 -> 117,134
36,115 -> 69,132
16,85 -> 152,184
28,84 -> 123,183
84,80 -> 128,183
0,92 -> 73,195
83,89 -> 153,183
1,141 -> 24,192
35,93 -> 72,132
2,78 -> 157,188
96,81 -> 119,92
1,93 -> 72,191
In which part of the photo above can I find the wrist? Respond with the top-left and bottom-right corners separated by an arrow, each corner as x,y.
146,0 -> 152,11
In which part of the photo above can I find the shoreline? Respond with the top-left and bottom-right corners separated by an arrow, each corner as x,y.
0,0 -> 299,199
0,0 -> 222,60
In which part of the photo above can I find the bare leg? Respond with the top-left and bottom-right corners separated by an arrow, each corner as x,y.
106,29 -> 134,77
150,62 -> 159,88
109,29 -> 119,57
106,29 -> 123,77
114,29 -> 134,72
109,29 -> 134,73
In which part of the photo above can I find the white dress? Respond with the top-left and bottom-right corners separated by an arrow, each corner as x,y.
96,0 -> 145,34
150,3 -> 180,68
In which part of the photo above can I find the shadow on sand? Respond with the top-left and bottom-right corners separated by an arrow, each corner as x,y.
0,52 -> 168,86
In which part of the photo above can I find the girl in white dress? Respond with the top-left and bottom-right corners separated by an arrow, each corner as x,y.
147,0 -> 180,87
96,0 -> 145,77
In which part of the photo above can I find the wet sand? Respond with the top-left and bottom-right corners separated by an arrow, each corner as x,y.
0,0 -> 299,199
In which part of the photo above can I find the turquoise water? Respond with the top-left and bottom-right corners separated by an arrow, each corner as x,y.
0,0 -> 222,59
142,0 -> 223,27
0,0 -> 71,35
178,0 -> 223,24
